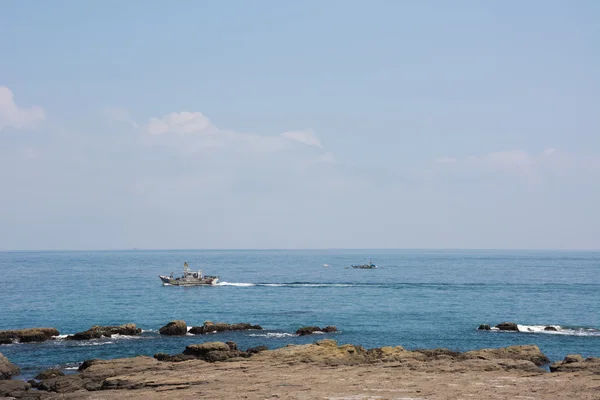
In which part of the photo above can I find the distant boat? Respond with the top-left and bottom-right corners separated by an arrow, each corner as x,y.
351,258 -> 378,269
159,262 -> 219,286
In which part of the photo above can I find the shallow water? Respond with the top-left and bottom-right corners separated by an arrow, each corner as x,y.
1,249 -> 599,378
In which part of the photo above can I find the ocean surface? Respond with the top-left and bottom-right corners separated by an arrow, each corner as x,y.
1,249 -> 599,379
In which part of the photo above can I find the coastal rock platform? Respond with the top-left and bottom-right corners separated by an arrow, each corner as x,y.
2,340 -> 600,399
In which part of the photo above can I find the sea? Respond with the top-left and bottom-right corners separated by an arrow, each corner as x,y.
1,249 -> 599,379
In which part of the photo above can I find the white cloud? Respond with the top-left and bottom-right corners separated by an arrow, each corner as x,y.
281,129 -> 323,148
543,148 -> 556,156
102,107 -> 138,128
146,111 -> 215,135
484,149 -> 535,169
0,86 -> 46,131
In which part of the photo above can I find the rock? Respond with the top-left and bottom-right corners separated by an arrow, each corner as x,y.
159,320 -> 187,336
246,345 -> 268,354
478,324 -> 491,330
154,353 -> 195,362
226,341 -> 238,350
323,326 -> 337,333
78,359 -> 100,371
544,326 -> 558,331
464,345 -> 549,366
188,321 -> 262,335
296,326 -> 323,335
0,352 -> 20,380
183,342 -> 231,357
550,354 -> 600,373
0,380 -> 30,397
66,323 -> 142,340
0,328 -> 59,344
495,322 -> 519,331
35,368 -> 64,380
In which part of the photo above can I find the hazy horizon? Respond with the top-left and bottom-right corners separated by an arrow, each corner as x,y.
2,1 -> 599,250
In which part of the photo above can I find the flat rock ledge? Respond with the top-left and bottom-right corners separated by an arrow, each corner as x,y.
66,324 -> 142,340
188,321 -> 263,335
3,341 -> 600,399
0,328 -> 59,344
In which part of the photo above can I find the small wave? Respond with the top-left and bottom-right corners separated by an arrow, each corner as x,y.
249,332 -> 298,338
141,329 -> 156,333
487,324 -> 600,337
74,341 -> 114,346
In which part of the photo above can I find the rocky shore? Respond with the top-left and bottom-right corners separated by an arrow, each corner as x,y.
2,338 -> 600,399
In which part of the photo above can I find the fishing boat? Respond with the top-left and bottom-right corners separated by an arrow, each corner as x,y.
351,258 -> 378,269
159,262 -> 219,286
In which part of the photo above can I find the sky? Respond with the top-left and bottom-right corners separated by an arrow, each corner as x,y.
1,0 -> 599,250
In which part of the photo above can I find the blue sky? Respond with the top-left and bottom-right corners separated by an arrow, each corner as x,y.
1,1 -> 599,250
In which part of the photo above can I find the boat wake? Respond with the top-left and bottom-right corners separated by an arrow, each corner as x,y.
489,324 -> 600,337
217,281 -> 371,288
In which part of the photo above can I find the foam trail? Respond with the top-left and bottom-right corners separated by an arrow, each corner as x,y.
217,282 -> 256,287
488,324 -> 600,337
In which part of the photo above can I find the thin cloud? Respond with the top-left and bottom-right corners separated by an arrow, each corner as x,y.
0,86 -> 46,131
281,129 -> 323,148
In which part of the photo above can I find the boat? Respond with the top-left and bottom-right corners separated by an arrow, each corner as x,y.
351,258 -> 378,269
159,262 -> 219,286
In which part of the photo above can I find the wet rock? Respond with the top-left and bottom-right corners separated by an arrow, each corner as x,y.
0,352 -> 20,380
296,326 -> 323,336
544,326 -> 558,331
78,359 -> 100,371
66,323 -> 142,340
550,354 -> 600,373
189,321 -> 262,335
183,342 -> 231,357
226,341 -> 238,350
159,320 -> 187,336
323,326 -> 337,333
495,322 -> 519,331
0,328 -> 59,344
478,324 -> 491,330
34,368 -> 64,380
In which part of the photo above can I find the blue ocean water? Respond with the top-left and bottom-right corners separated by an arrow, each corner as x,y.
1,249 -> 599,379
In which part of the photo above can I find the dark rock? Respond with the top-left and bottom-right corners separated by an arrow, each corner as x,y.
496,322 -> 519,331
226,341 -> 238,350
27,379 -> 39,389
78,359 -> 101,371
0,328 -> 59,344
550,354 -> 600,373
416,348 -> 464,359
478,324 -> 491,330
544,326 -> 558,331
36,375 -> 87,393
159,320 -> 187,336
183,342 -> 231,357
323,326 -> 337,333
246,345 -> 268,354
154,353 -> 195,362
296,326 -> 323,336
66,323 -> 142,340
35,368 -> 64,380
189,321 -> 262,335
0,352 -> 20,380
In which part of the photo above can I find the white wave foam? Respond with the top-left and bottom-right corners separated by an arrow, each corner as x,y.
217,282 -> 256,287
249,332 -> 297,338
141,329 -> 155,333
75,341 -> 114,346
488,324 -> 600,337
64,367 -> 79,370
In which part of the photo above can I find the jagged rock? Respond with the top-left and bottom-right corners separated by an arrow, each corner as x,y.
159,320 -> 187,336
296,326 -> 323,335
323,326 -> 337,333
550,354 -> 600,373
0,353 -> 20,380
35,368 -> 64,380
544,326 -> 558,331
0,328 -> 59,344
66,323 -> 142,340
78,359 -> 100,371
154,353 -> 195,362
496,322 -> 519,331
188,321 -> 262,335
478,324 -> 491,330
0,380 -> 30,396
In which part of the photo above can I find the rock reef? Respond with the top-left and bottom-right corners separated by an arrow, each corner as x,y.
188,321 -> 262,334
0,328 -> 59,344
295,325 -> 337,335
66,324 -> 141,340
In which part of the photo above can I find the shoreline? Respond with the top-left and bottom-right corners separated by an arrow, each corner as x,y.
2,337 -> 600,399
